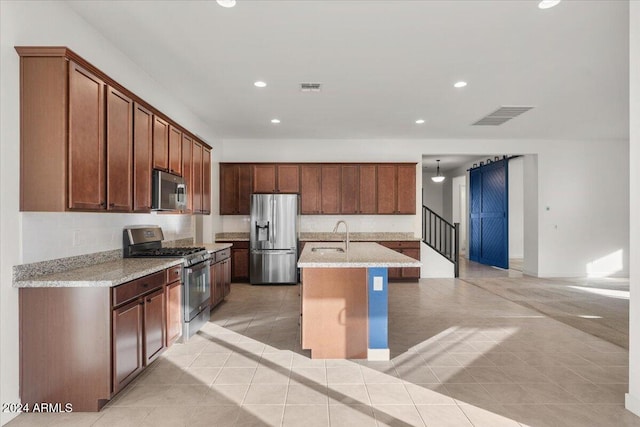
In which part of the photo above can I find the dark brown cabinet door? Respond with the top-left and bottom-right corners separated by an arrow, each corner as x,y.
340,165 -> 359,214
210,262 -> 220,307
238,165 -> 252,214
133,103 -> 153,212
202,147 -> 211,214
165,280 -> 182,347
221,164 -> 252,215
106,87 -> 133,212
376,165 -> 397,214
231,248 -> 249,282
144,288 -> 166,365
223,259 -> 231,297
277,164 -> 300,193
359,165 -> 377,214
181,134 -> 193,213
401,248 -> 421,279
68,62 -> 105,210
112,300 -> 143,394
301,165 -> 321,214
168,126 -> 182,176
152,116 -> 169,172
321,165 -> 341,214
253,164 -> 276,193
192,141 -> 203,213
396,164 -> 416,214
220,163 -> 237,215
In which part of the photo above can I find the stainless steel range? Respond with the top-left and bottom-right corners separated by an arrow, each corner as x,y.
123,226 -> 211,340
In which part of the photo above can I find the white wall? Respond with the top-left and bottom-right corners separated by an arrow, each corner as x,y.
0,2 -> 220,424
451,175 -> 467,253
508,157 -> 524,259
421,169 -> 445,217
626,0 -> 640,417
223,138 -> 629,278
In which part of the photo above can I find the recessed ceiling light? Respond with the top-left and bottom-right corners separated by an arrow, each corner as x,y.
254,81 -> 267,88
538,0 -> 561,9
454,81 -> 467,88
216,0 -> 236,8
271,119 -> 281,124
415,119 -> 425,124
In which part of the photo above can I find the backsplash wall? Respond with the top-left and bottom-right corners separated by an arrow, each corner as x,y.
21,212 -> 194,264
219,214 -> 417,236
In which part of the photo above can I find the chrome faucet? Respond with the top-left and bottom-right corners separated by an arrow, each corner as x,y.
332,220 -> 349,252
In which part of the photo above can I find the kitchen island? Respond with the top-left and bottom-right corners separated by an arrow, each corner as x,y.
297,241 -> 421,360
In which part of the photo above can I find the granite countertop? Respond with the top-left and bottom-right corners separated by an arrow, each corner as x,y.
215,233 -> 250,241
200,243 -> 233,253
216,232 -> 420,242
300,232 -> 420,242
14,258 -> 183,288
298,242 -> 422,268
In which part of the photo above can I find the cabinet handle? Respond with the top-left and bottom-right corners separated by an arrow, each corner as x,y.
109,203 -> 115,208
147,298 -> 152,303
142,283 -> 148,288
138,300 -> 144,305
100,201 -> 106,208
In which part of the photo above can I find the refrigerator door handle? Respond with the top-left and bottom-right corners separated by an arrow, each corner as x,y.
271,197 -> 276,245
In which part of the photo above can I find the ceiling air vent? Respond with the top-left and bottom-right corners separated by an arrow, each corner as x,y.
472,105 -> 534,126
300,82 -> 322,92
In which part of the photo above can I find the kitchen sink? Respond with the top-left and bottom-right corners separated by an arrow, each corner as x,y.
311,247 -> 345,253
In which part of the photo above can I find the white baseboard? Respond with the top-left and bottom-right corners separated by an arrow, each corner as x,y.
367,348 -> 390,361
626,393 -> 640,417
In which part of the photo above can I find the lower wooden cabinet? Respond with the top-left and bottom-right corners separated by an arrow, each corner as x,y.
112,299 -> 144,394
112,272 -> 166,394
218,241 -> 250,282
19,266 -> 177,411
211,249 -> 232,308
165,278 -> 182,347
378,241 -> 421,281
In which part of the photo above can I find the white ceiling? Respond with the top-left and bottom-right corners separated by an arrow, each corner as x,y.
66,0 -> 629,141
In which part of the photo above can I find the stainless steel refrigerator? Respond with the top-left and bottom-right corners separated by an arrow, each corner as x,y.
250,194 -> 299,284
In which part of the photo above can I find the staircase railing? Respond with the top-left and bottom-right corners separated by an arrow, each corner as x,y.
422,205 -> 459,277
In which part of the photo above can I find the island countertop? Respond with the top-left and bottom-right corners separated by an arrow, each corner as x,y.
298,242 -> 422,268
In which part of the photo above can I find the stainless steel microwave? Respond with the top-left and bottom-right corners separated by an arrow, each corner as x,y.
152,170 -> 187,211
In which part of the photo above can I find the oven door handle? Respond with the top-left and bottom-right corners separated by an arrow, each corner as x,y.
186,261 -> 209,273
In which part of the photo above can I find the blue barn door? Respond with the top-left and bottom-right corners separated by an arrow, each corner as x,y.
469,159 -> 509,269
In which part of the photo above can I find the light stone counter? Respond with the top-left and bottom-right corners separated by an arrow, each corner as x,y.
298,242 -> 422,268
201,243 -> 233,253
14,258 -> 183,288
216,232 -> 420,242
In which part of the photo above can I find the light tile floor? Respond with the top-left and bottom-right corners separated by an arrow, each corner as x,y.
7,275 -> 640,427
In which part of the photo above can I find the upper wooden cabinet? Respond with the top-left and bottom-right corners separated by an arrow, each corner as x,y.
252,164 -> 300,194
202,147 -> 211,215
358,164 -> 377,214
377,164 -> 416,214
220,163 -> 252,215
17,46 -> 211,214
181,134 -> 193,213
321,165 -> 341,214
221,162 -> 415,215
152,117 -> 169,172
301,164 -> 345,214
106,87 -> 133,212
300,165 -> 321,214
168,125 -> 182,176
68,62 -> 106,211
133,103 -> 153,212
340,164 -> 377,214
191,141 -> 211,215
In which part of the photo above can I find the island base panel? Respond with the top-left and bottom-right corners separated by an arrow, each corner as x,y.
301,268 -> 368,359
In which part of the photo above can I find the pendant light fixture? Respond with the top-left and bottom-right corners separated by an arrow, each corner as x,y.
431,160 -> 445,183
